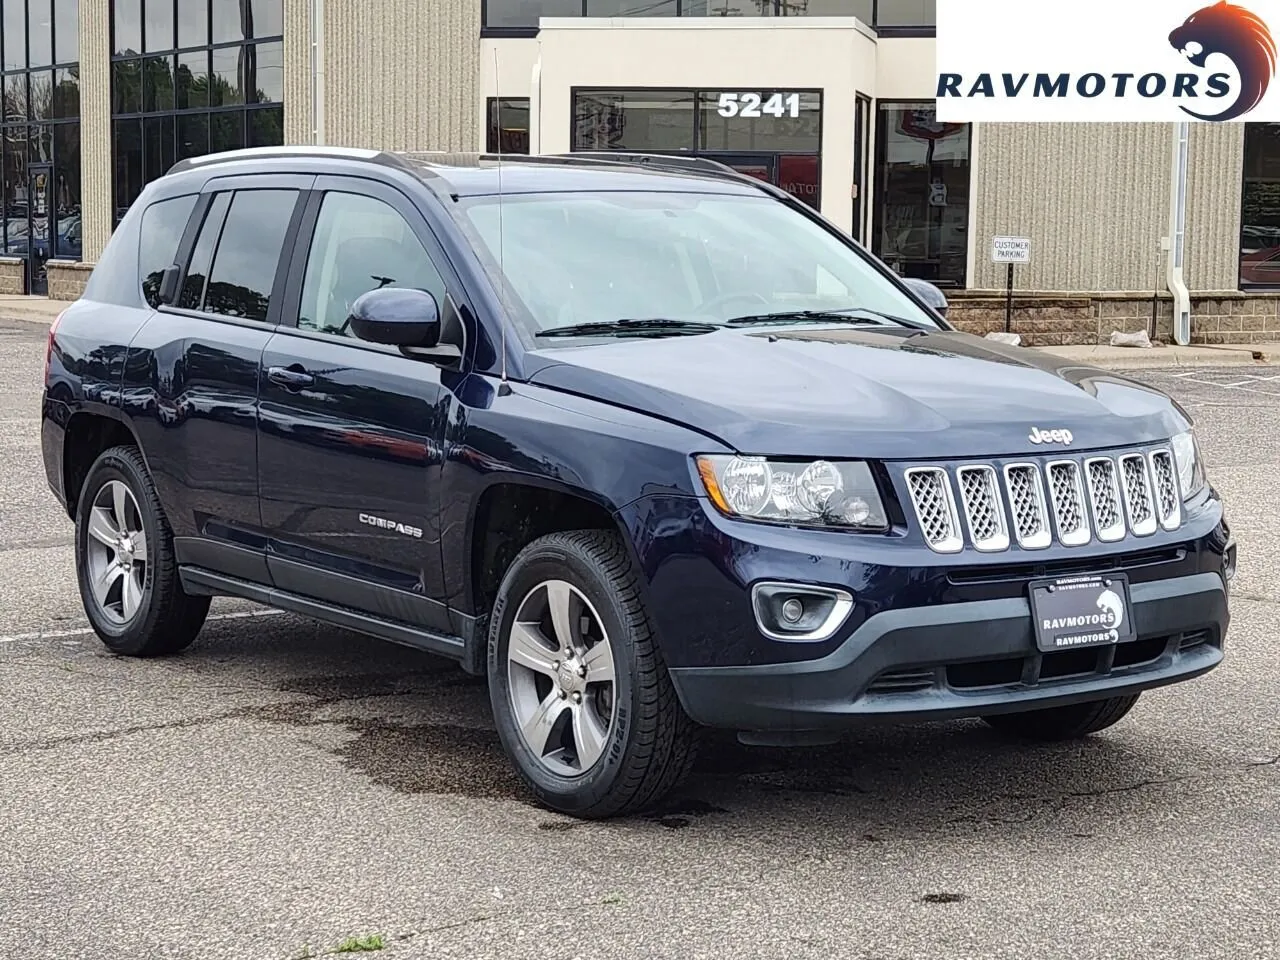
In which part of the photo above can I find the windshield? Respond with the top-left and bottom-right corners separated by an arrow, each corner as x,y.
457,190 -> 941,337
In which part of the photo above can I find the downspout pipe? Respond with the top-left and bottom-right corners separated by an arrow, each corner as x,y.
529,54 -> 542,154
1167,121 -> 1191,345
311,0 -> 326,145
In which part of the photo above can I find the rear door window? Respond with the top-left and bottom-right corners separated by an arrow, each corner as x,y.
203,189 -> 300,322
139,194 -> 197,308
179,192 -> 231,310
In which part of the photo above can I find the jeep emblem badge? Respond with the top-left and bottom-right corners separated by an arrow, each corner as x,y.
1028,426 -> 1074,446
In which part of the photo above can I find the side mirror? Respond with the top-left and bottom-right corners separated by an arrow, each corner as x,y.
349,287 -> 441,347
901,277 -> 949,319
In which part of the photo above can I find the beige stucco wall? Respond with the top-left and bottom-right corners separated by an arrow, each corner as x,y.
1185,123 -> 1244,293
971,124 -> 1172,292
285,0 -> 479,152
79,0 -> 112,263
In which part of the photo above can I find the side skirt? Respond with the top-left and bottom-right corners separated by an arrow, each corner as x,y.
179,566 -> 468,663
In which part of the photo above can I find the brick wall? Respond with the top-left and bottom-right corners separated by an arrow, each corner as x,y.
46,260 -> 93,302
946,291 -> 1280,345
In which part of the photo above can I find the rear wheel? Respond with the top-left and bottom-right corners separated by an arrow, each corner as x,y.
487,530 -> 697,819
983,694 -> 1140,740
74,445 -> 210,656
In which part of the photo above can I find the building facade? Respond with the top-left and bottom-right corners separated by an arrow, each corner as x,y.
13,0 -> 1280,345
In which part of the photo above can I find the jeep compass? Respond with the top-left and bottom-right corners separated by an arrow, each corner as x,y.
41,147 -> 1235,818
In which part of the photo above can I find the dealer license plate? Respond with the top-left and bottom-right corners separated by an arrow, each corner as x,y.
1028,573 -> 1135,654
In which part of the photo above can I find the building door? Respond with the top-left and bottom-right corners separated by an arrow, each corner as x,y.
27,163 -> 53,295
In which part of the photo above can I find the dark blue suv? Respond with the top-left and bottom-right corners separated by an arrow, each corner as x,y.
41,147 -> 1235,818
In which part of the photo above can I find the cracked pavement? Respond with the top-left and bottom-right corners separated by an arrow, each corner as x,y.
1,318 -> 1277,959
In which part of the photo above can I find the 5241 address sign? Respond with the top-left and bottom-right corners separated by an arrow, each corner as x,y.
714,92 -> 806,119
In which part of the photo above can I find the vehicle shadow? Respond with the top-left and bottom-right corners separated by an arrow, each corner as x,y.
174,616 -> 1214,844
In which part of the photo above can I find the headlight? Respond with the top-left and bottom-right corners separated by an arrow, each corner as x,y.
695,455 -> 889,531
1171,430 -> 1206,500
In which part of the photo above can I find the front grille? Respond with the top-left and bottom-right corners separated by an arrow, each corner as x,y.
905,467 -> 963,553
1149,450 -> 1181,531
904,445 -> 1181,554
956,466 -> 1008,552
1120,454 -> 1156,536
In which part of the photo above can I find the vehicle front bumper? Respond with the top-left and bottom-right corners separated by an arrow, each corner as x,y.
668,571 -> 1227,731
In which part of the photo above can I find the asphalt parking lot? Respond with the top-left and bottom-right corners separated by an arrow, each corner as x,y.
2,316 -> 1277,960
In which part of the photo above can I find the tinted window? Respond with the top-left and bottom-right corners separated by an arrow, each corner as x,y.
1241,123 -> 1280,289
874,102 -> 971,287
202,188 -> 297,321
179,191 -> 230,309
483,0 -> 581,30
139,193 -> 197,307
298,192 -> 445,337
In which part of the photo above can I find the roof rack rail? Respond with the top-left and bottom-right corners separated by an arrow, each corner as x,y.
167,145 -> 410,176
521,152 -> 794,202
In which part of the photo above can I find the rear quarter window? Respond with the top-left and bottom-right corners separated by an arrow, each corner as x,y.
139,195 -> 198,308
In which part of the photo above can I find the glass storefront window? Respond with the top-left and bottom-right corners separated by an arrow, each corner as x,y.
698,90 -> 820,152
2,0 -> 80,290
572,87 -> 823,210
873,101 -> 971,287
483,0 -> 583,30
585,0 -> 676,14
111,1 -> 284,226
487,98 -> 530,154
1241,124 -> 1280,288
574,90 -> 696,152
874,0 -> 934,27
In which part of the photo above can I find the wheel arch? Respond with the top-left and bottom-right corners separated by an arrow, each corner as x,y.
61,409 -> 146,520
464,475 -> 649,630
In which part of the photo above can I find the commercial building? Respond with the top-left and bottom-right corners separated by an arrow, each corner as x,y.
12,1 -> 1280,345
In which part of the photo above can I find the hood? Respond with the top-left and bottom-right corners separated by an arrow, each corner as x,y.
524,327 -> 1188,460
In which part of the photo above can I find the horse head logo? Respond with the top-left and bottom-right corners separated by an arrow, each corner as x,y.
1096,589 -> 1125,637
1170,1 -> 1277,121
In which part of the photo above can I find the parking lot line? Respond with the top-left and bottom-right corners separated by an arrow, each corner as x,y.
0,608 -> 284,644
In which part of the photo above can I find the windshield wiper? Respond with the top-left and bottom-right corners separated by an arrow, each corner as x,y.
535,318 -> 724,339
726,309 -> 930,331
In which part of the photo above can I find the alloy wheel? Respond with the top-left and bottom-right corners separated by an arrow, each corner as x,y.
507,579 -> 618,777
84,479 -> 149,624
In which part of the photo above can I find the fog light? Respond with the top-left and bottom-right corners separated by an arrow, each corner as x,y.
1224,541 -> 1237,583
751,582 -> 854,643
781,598 -> 805,624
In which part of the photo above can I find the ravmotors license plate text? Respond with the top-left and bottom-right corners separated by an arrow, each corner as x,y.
1027,573 -> 1136,654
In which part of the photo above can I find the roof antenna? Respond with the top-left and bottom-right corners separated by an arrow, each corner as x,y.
494,47 -> 512,398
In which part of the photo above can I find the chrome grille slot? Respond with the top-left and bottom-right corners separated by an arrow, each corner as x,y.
1046,460 -> 1091,546
1084,457 -> 1125,542
1148,449 -> 1181,531
1003,463 -> 1051,550
1120,454 -> 1157,536
905,467 -> 963,554
956,465 -> 1009,552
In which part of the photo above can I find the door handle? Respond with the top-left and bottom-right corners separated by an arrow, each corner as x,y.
266,364 -> 315,391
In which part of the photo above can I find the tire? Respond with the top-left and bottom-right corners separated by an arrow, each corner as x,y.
487,530 -> 697,819
983,694 -> 1140,741
74,445 -> 210,656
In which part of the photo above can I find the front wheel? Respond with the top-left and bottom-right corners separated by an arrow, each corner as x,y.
487,530 -> 697,819
982,694 -> 1140,741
